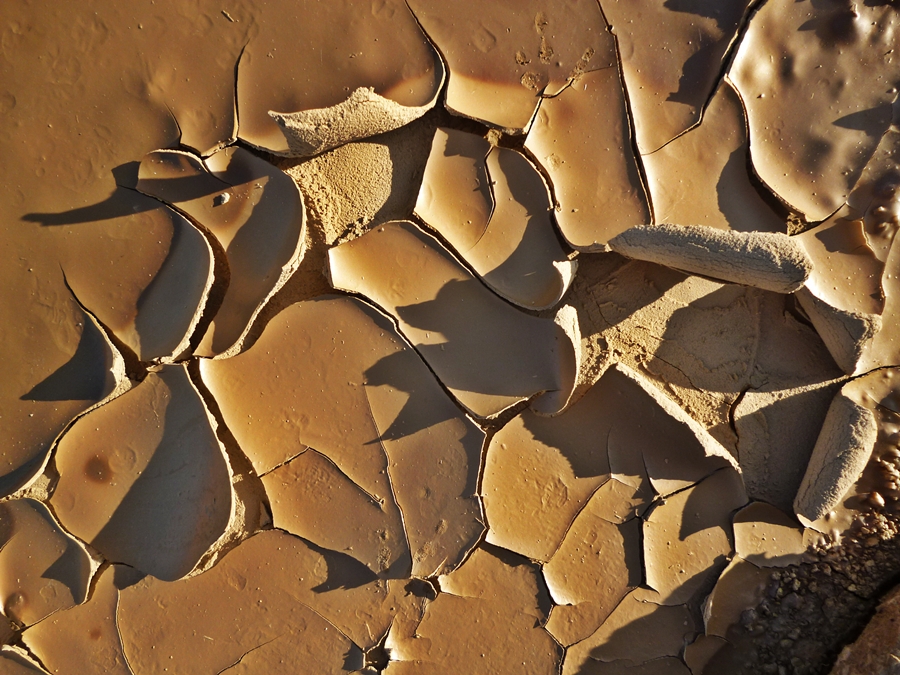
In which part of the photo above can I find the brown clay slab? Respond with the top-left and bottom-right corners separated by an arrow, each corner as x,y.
525,68 -> 651,251
732,502 -> 806,568
588,476 -> 654,525
3,0 -> 251,500
703,557 -> 771,639
795,208 -> 886,374
137,146 -> 306,357
0,499 -> 92,628
729,0 -> 900,220
415,128 -> 575,310
51,364 -> 233,581
0,279 -> 122,497
642,81 -> 785,233
562,588 -> 697,675
407,0 -> 616,132
236,0 -> 440,154
544,506 -> 642,647
844,129 -> 900,373
327,221 -> 576,417
385,546 -> 561,675
118,530 -> 373,673
201,296 -> 484,578
601,0 -> 751,153
481,399 -> 613,563
70,203 -> 214,363
22,566 -> 130,675
484,364 -> 733,601
261,448 -> 410,577
643,468 -> 747,605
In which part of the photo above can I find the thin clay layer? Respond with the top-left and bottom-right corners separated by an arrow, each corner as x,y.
642,81 -> 785,233
729,0 -> 900,220
408,0 -> 616,132
0,499 -> 92,628
236,0 -> 440,154
327,220 -> 576,417
51,365 -> 233,581
525,68 -> 651,251
415,127 -> 575,310
201,296 -> 484,578
601,0 -> 752,153
137,146 -> 306,357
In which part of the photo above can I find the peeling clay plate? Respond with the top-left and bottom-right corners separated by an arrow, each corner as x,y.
4,1 -> 900,674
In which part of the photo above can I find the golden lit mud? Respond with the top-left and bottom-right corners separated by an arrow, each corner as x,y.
3,1 -> 900,674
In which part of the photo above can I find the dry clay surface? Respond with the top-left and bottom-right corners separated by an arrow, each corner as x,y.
2,1 -> 900,674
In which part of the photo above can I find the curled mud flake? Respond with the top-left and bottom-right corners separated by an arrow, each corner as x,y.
798,368 -> 900,533
703,557 -> 772,640
733,502 -> 806,568
794,386 -> 878,523
407,0 -> 615,132
327,220 -> 576,418
51,364 -> 233,582
271,71 -> 445,158
644,468 -> 748,606
118,531 -> 377,674
415,127 -> 575,310
0,499 -> 92,628
137,146 -> 306,356
525,68 -> 651,251
237,0 -> 440,154
414,127 -> 494,253
22,566 -> 130,675
601,0 -> 752,154
729,0 -> 900,220
386,546 -> 561,674
261,448 -> 410,577
137,146 -> 307,358
608,224 -> 812,294
562,588 -> 697,675
642,81 -> 785,233
201,296 -> 484,578
544,505 -> 642,647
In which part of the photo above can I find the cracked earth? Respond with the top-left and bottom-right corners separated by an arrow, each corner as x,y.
2,1 -> 900,674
